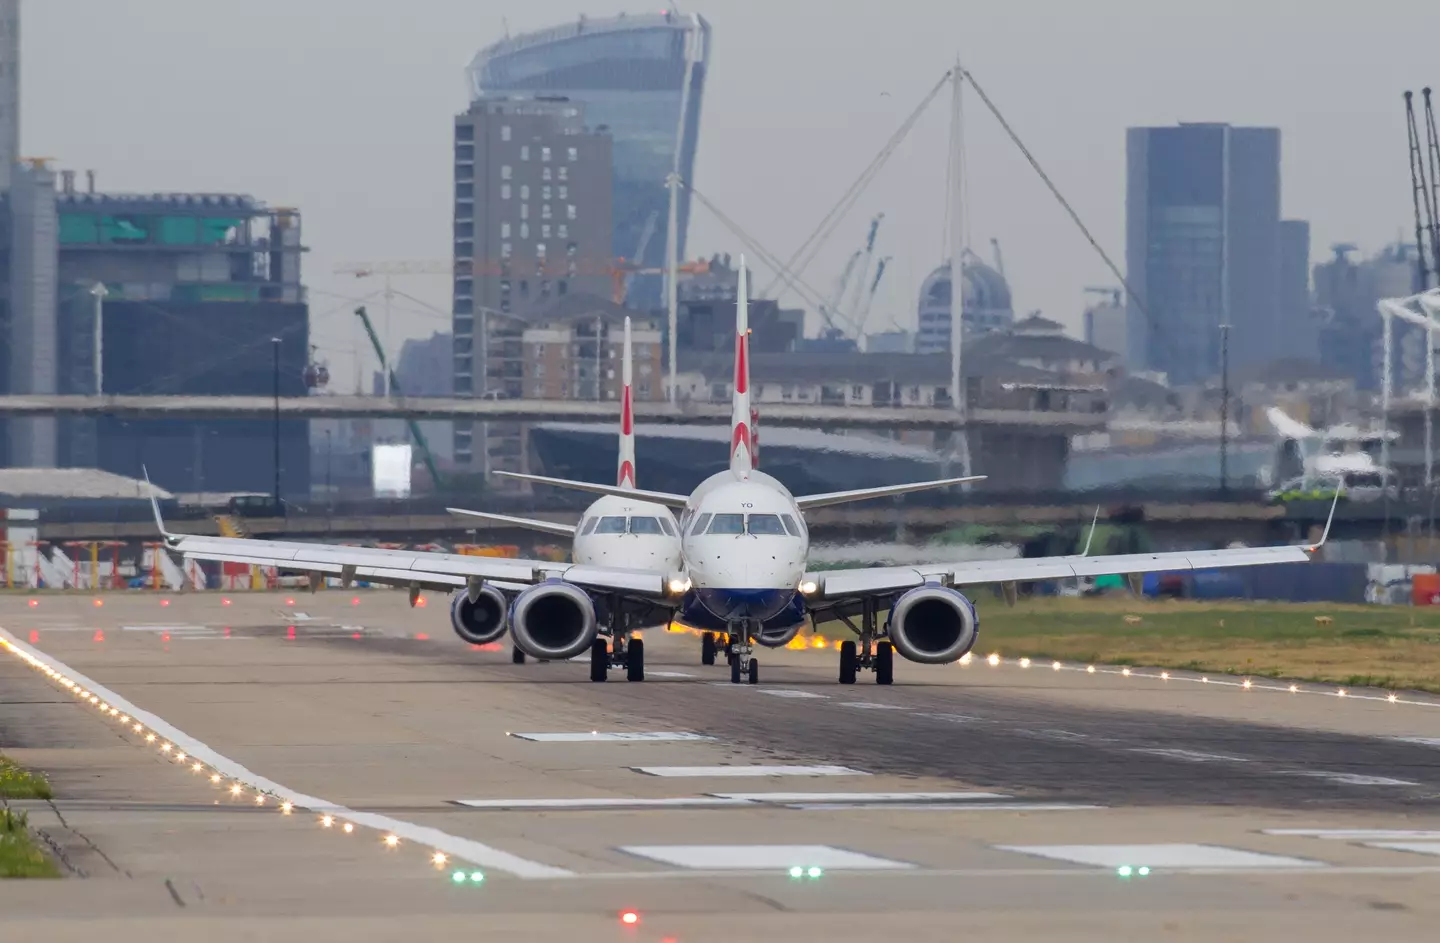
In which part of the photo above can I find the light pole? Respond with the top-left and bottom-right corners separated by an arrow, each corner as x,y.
1219,322 -> 1230,496
325,427 -> 333,527
89,282 -> 108,394
271,337 -> 281,508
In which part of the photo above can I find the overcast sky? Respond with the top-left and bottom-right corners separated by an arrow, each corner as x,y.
23,1 -> 1438,389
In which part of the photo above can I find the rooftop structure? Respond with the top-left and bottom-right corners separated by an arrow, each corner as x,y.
914,254 -> 1014,354
469,12 -> 710,309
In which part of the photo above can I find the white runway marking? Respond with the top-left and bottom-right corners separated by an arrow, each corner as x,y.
0,626 -> 572,880
791,802 -> 1107,812
646,671 -> 696,679
120,625 -> 209,633
632,765 -> 869,778
761,689 -> 829,699
1131,748 -> 1251,763
1392,737 -> 1440,748
1285,771 -> 1419,787
1263,829 -> 1440,840
453,797 -> 751,810
1364,842 -> 1440,857
709,791 -> 1008,803
838,702 -> 910,710
998,843 -> 1324,870
510,732 -> 714,743
620,844 -> 915,870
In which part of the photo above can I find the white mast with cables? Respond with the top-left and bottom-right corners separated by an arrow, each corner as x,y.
948,57 -> 973,481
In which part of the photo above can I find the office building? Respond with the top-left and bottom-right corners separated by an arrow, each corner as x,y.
1125,123 -> 1285,385
671,254 -> 803,355
0,0 -> 17,193
1083,289 -> 1127,361
451,95 -> 614,474
914,255 -> 1014,355
1278,219 -> 1317,361
1,176 -> 310,494
1314,242 -> 1420,392
469,12 -> 711,309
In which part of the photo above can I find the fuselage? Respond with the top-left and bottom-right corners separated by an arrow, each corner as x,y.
572,493 -> 683,572
678,470 -> 808,624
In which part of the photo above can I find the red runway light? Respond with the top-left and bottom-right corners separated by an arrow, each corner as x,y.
93,630 -> 105,643
161,632 -> 171,643
221,598 -> 232,607
160,599 -> 171,607
223,627 -> 232,638
416,596 -> 427,608
620,910 -> 640,926
285,598 -> 296,605
351,632 -> 362,640
28,630 -> 39,644
415,633 -> 430,641
351,597 -> 361,606
93,599 -> 104,607
287,626 -> 296,640
27,599 -> 37,607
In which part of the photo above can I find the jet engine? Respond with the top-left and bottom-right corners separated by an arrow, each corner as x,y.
757,599 -> 806,648
508,580 -> 599,661
450,584 -> 510,645
887,585 -> 979,664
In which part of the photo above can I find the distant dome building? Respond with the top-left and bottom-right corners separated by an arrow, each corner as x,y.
915,255 -> 1014,354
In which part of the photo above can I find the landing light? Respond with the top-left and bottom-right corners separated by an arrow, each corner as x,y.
667,576 -> 691,594
798,579 -> 818,595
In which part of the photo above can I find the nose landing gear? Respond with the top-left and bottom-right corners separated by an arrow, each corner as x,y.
726,623 -> 759,684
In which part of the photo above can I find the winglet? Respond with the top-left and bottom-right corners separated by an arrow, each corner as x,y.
1308,481 -> 1343,553
142,466 -> 176,541
1080,506 -> 1100,557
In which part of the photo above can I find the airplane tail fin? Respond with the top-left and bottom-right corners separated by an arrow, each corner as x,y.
729,255 -> 753,479
618,316 -> 637,489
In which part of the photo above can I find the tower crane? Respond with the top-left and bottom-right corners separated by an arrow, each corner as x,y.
855,255 -> 891,334
1404,90 -> 1437,291
843,213 -> 885,325
353,306 -> 443,492
1421,88 -> 1440,284
819,249 -> 863,337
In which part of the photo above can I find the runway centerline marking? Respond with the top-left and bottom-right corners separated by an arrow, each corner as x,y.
646,671 -> 696,679
1130,748 -> 1251,763
0,626 -> 573,880
1363,842 -> 1440,857
619,844 -> 915,870
631,765 -> 870,778
1263,829 -> 1440,840
510,732 -> 714,743
1282,771 -> 1420,787
708,791 -> 1008,803
997,843 -> 1325,870
761,689 -> 829,699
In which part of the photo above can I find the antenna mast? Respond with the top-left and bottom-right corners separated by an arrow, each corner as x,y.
949,57 -> 973,481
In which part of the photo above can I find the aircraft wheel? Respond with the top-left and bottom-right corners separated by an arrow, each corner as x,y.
875,641 -> 894,686
511,646 -> 526,665
747,658 -> 759,685
627,638 -> 645,682
701,632 -> 717,666
839,640 -> 858,685
589,638 -> 608,682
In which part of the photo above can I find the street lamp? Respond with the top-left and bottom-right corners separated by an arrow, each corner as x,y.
272,337 -> 282,508
89,283 -> 108,394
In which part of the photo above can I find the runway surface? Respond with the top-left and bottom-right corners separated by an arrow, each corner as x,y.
3,592 -> 1440,942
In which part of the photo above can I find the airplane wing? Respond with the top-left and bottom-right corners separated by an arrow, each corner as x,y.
805,491 -> 1338,601
492,471 -> 689,509
447,507 -> 578,539
145,482 -> 671,599
795,476 -> 987,510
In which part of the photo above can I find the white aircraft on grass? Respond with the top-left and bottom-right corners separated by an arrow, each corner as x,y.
149,257 -> 1334,686
446,317 -> 682,681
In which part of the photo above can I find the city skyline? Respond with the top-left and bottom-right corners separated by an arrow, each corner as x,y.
19,0 -> 1435,391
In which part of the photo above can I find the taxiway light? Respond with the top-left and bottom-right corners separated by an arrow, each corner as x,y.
1242,679 -> 1253,690
1052,661 -> 1062,671
321,815 -> 334,828
384,834 -> 400,848
192,763 -> 203,773
620,911 -> 640,926
432,852 -> 447,867
987,653 -> 1000,667
1389,693 -> 1399,703
230,784 -> 242,796
211,774 -> 222,784
343,823 -> 354,834
281,802 -> 294,815
1019,657 -> 1031,668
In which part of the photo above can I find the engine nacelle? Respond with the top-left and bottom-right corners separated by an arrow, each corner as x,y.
757,621 -> 803,648
508,580 -> 599,661
450,584 -> 509,645
888,585 -> 979,664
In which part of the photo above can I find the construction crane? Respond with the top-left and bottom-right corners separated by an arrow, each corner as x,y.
353,305 -> 443,491
1404,90 -> 1437,291
1084,286 -> 1123,308
612,258 -> 710,305
1422,88 -> 1440,284
819,249 -> 863,335
855,255 -> 891,334
620,211 -> 660,303
335,261 -> 453,277
990,238 -> 1006,278
843,213 -> 885,325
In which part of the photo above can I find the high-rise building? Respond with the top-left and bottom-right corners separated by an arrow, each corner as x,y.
1279,219 -> 1317,361
451,95 -> 614,474
0,0 -> 19,193
6,160 -> 59,466
1125,123 -> 1284,385
1083,289 -> 1127,361
468,12 -> 711,309
1314,242 -> 1419,392
914,257 -> 1014,355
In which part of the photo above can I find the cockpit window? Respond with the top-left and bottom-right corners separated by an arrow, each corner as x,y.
629,516 -> 665,535
658,517 -> 676,536
707,513 -> 746,535
689,513 -> 711,536
595,516 -> 627,534
746,513 -> 787,535
780,514 -> 801,536
580,517 -> 599,536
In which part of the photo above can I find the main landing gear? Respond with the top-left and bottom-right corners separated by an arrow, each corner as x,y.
589,602 -> 645,683
839,599 -> 894,686
725,622 -> 759,685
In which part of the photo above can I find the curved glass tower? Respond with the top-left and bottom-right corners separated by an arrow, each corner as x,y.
469,12 -> 710,309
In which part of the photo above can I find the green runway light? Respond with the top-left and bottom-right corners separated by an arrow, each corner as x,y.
452,871 -> 467,884
807,867 -> 823,878
1138,867 -> 1150,876
1117,865 -> 1133,877
469,871 -> 485,883
789,866 -> 804,878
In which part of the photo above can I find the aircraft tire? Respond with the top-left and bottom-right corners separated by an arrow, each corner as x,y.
627,638 -> 645,682
730,655 -> 742,684
701,632 -> 717,666
747,658 -> 759,685
512,647 -> 526,665
875,641 -> 894,686
839,641 -> 858,685
589,638 -> 608,682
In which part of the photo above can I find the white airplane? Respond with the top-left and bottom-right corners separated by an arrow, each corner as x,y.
150,257 -> 1333,686
445,317 -> 683,681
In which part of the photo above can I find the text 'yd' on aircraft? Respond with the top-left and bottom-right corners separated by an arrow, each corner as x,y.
446,317 -> 683,681
488,256 -> 1337,685
148,257 -> 1335,686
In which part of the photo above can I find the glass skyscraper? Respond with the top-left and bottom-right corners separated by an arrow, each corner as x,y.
1125,123 -> 1283,386
469,12 -> 710,309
